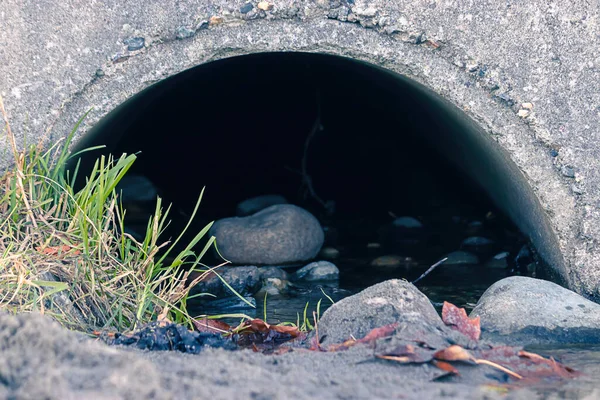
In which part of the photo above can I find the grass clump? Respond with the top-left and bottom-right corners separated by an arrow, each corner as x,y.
0,97 -> 216,334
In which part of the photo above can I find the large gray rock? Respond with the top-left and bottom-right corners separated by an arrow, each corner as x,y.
316,279 -> 443,345
471,276 -> 600,344
210,205 -> 324,265
235,194 -> 288,216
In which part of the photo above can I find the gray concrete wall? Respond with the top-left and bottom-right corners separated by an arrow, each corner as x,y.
1,0 -> 599,299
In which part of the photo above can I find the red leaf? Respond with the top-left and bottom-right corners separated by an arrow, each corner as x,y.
442,301 -> 480,341
192,318 -> 231,333
356,323 -> 398,345
36,244 -> 81,256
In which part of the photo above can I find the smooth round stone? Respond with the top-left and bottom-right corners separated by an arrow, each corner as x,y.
189,266 -> 261,298
485,252 -> 510,269
210,204 -> 324,265
443,251 -> 479,265
319,247 -> 340,260
294,261 -> 339,281
124,36 -> 145,51
391,216 -> 423,229
471,277 -> 600,344
465,220 -> 483,236
257,278 -> 290,296
235,194 -> 288,217
460,236 -> 495,254
370,255 -> 418,269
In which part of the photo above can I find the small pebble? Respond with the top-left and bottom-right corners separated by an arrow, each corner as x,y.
561,165 -> 575,178
176,27 -> 195,39
257,278 -> 290,296
209,16 -> 224,25
240,3 -> 254,13
124,37 -> 145,51
517,109 -> 530,118
392,216 -> 423,229
319,247 -> 340,260
521,102 -> 533,110
258,266 -> 288,280
370,255 -> 417,269
485,252 -> 510,269
443,251 -> 479,266
294,261 -> 339,281
572,184 -> 583,195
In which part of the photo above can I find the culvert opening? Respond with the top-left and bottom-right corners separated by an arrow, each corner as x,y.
71,52 -> 559,321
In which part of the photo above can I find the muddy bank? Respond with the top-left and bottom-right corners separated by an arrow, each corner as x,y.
0,312 -> 537,399
3,279 -> 600,399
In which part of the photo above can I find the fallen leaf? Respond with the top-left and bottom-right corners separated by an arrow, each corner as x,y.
434,344 -> 474,362
356,323 -> 398,345
192,318 -> 231,334
432,360 -> 460,375
233,318 -> 302,349
376,344 -> 434,364
36,245 -> 81,256
442,301 -> 481,341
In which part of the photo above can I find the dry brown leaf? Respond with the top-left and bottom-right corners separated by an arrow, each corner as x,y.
192,318 -> 231,333
36,245 -> 81,256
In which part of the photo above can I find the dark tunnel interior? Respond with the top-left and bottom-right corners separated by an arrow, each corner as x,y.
69,52 -> 564,311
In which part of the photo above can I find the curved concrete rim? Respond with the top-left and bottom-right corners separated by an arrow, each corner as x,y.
2,3 -> 597,300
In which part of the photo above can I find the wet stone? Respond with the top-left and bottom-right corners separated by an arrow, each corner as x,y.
319,246 -> 340,260
294,261 -> 339,281
378,216 -> 424,249
189,266 -> 261,298
123,37 -> 145,51
257,278 -> 290,296
258,266 -> 288,280
485,252 -> 509,269
460,236 -> 495,255
370,255 -> 417,269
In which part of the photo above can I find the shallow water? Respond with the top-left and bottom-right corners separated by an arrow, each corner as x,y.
525,344 -> 600,397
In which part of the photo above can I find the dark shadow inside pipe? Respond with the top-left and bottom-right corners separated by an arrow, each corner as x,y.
70,52 -> 565,289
